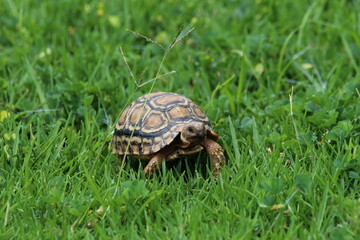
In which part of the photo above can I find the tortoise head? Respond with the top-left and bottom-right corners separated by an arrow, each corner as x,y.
179,122 -> 207,147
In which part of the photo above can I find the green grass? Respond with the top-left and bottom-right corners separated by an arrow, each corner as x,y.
1,0 -> 359,239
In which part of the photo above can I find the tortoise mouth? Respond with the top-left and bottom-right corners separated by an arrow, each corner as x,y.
189,133 -> 206,140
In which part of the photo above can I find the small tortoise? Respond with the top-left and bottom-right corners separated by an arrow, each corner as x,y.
112,92 -> 225,178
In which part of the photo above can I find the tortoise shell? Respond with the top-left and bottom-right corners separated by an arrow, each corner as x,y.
112,92 -> 218,158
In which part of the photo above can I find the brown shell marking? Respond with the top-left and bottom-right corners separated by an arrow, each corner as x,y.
112,92 -> 214,157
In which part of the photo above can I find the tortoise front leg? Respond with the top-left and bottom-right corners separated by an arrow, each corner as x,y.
202,139 -> 226,179
144,145 -> 176,176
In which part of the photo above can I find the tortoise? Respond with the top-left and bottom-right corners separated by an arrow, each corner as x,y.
112,92 -> 225,178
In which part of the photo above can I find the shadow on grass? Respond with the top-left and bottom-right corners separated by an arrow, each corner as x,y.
117,152 -> 212,181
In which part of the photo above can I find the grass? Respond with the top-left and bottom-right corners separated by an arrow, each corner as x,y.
1,0 -> 359,239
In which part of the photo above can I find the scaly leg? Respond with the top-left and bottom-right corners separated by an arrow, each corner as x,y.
117,155 -> 127,171
202,139 -> 226,179
144,145 -> 175,176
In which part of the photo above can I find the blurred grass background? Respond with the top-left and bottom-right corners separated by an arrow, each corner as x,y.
0,0 -> 359,239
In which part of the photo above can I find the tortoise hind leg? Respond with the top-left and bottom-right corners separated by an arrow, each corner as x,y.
202,139 -> 226,179
144,145 -> 176,176
117,155 -> 127,171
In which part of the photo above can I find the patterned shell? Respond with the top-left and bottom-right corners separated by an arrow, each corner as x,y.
112,92 -> 213,156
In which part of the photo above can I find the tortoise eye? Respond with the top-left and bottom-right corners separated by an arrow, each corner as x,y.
187,127 -> 194,133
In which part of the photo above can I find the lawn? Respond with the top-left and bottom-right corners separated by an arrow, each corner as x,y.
1,0 -> 359,239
